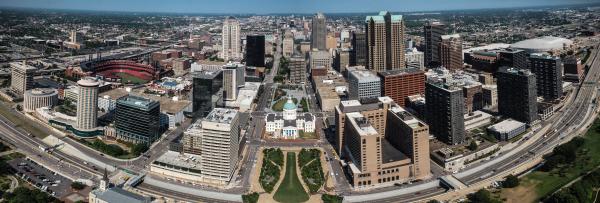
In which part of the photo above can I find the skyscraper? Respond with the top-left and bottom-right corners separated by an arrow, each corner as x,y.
192,70 -> 223,117
199,108 -> 241,184
282,30 -> 295,57
10,62 -> 36,95
221,17 -> 241,61
497,67 -> 538,124
497,49 -> 527,70
351,32 -> 367,66
245,35 -> 265,67
311,13 -> 327,51
365,11 -> 405,72
289,56 -> 307,84
222,64 -> 244,101
439,34 -> 463,71
425,81 -> 465,145
115,95 -> 161,145
529,53 -> 563,100
424,22 -> 447,68
76,77 -> 100,131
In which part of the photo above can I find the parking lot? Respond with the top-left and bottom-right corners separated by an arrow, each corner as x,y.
8,157 -> 73,198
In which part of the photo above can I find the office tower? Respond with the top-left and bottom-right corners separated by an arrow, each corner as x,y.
289,56 -> 307,84
378,68 -> 426,107
339,97 -> 430,187
351,32 -> 367,66
311,13 -> 327,50
365,11 -> 406,72
439,34 -> 463,71
563,56 -> 584,83
482,85 -> 498,109
405,48 -> 425,70
335,97 -> 393,155
462,84 -> 483,114
326,34 -> 337,50
245,35 -> 265,67
221,16 -> 241,61
10,62 -> 36,95
425,81 -> 465,145
309,50 -> 332,69
334,48 -> 350,73
70,30 -> 83,44
498,49 -> 527,70
424,22 -> 447,68
115,95 -> 161,145
182,120 -> 202,155
199,108 -> 240,184
497,67 -> 538,124
222,64 -> 244,101
529,53 -> 563,100
76,78 -> 100,131
192,70 -> 223,117
282,30 -> 294,57
348,70 -> 381,100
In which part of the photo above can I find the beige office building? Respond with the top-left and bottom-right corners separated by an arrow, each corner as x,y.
221,17 -> 241,60
337,97 -> 430,188
440,34 -> 463,71
199,108 -> 240,185
10,62 -> 36,95
365,11 -> 405,72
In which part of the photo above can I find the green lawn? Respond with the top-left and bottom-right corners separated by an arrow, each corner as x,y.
274,152 -> 309,203
116,72 -> 149,85
0,102 -> 48,139
502,118 -> 600,201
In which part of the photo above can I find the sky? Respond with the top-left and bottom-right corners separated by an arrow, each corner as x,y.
0,0 -> 597,14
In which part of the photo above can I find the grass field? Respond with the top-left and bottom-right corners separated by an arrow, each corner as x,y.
0,102 -> 48,139
274,152 -> 309,203
116,72 -> 149,84
499,118 -> 600,202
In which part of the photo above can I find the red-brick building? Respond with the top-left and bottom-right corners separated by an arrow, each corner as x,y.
378,68 -> 426,107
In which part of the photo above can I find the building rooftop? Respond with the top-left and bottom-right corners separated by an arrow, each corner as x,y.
510,36 -> 573,52
10,62 -> 37,71
153,150 -> 201,171
204,108 -> 238,124
117,95 -> 159,109
441,34 -> 460,40
100,88 -> 130,99
347,112 -> 378,136
92,187 -> 149,203
192,69 -> 222,79
487,119 -> 526,133
389,106 -> 426,129
26,88 -> 58,96
381,139 -> 409,164
77,77 -> 101,87
378,68 -> 424,77
499,66 -> 534,76
349,70 -> 380,82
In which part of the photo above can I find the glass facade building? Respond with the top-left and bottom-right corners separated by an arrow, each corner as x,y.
115,95 -> 161,145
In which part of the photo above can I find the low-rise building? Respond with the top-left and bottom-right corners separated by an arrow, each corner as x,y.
487,119 -> 527,141
265,97 -> 315,139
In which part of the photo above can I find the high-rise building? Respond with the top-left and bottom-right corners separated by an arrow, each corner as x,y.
439,34 -> 463,71
198,108 -> 241,184
497,67 -> 538,124
424,22 -> 447,68
76,78 -> 100,131
563,56 -> 584,83
245,35 -> 265,67
497,49 -> 527,70
222,64 -> 244,101
339,97 -> 430,188
182,120 -> 202,155
351,32 -> 367,66
405,48 -> 425,70
115,95 -> 161,145
311,13 -> 327,51
309,50 -> 331,69
192,70 -> 223,117
425,81 -> 465,145
70,30 -> 84,44
334,48 -> 351,73
378,68 -> 426,107
348,70 -> 381,100
529,53 -> 563,100
335,97 -> 392,155
10,62 -> 36,95
365,11 -> 406,72
289,56 -> 307,84
326,33 -> 337,50
282,30 -> 295,57
221,17 -> 241,61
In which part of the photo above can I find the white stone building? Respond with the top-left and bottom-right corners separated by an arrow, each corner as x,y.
265,97 -> 315,139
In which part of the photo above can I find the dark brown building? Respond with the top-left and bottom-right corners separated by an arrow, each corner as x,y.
378,68 -> 426,107
439,34 -> 463,71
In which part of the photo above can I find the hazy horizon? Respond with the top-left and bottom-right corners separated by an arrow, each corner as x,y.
0,0 -> 598,14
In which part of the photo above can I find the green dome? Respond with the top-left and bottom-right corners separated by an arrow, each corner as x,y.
283,99 -> 296,110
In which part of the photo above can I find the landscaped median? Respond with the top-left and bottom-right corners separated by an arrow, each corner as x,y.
259,148 -> 283,193
298,148 -> 325,193
273,152 -> 309,203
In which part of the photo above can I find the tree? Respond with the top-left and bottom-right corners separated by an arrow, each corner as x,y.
502,174 -> 520,188
71,181 -> 86,190
426,200 -> 441,203
15,105 -> 22,112
322,194 -> 343,203
2,187 -> 59,203
131,143 -> 149,156
467,140 -> 478,151
467,189 -> 501,203
242,192 -> 259,203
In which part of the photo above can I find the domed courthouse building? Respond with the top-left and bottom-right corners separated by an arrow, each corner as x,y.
265,97 -> 316,139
